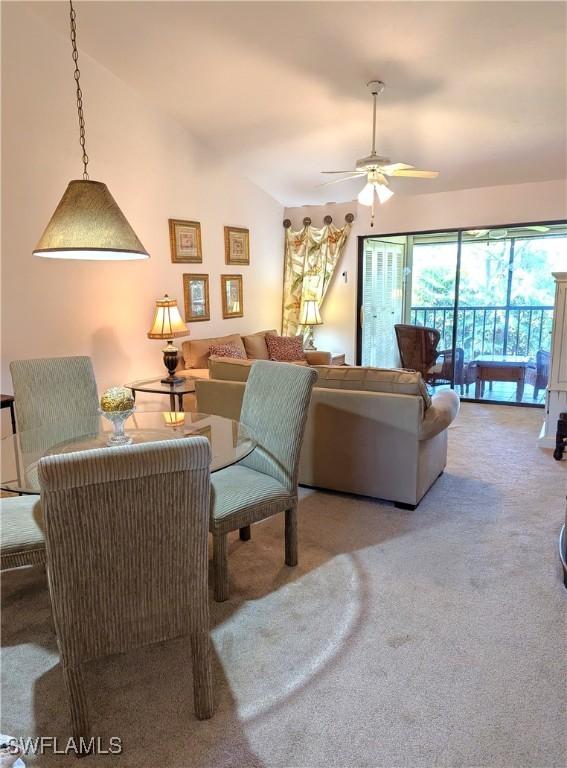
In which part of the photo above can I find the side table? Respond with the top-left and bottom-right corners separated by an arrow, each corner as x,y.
126,377 -> 196,412
1,395 -> 17,435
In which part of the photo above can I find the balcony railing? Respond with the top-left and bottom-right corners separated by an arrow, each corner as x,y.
410,305 -> 554,359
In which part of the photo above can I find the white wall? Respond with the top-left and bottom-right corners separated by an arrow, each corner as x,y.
1,4 -> 284,397
285,179 -> 567,363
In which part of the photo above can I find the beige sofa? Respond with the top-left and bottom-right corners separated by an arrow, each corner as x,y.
195,361 -> 460,508
177,329 -> 332,380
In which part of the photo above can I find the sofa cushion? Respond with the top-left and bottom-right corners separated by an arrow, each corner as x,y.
312,365 -> 432,409
209,356 -> 254,382
209,342 -> 246,359
266,334 -> 306,362
242,329 -> 277,360
182,333 -> 246,369
209,357 -> 308,382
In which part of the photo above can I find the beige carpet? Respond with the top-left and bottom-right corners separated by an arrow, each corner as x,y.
1,403 -> 566,767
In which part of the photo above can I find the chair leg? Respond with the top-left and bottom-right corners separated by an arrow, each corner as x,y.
190,629 -> 214,720
212,533 -> 229,602
61,664 -> 89,746
285,507 -> 298,567
239,525 -> 251,541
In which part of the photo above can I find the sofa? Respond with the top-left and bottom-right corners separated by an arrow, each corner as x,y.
177,329 -> 332,380
195,361 -> 460,508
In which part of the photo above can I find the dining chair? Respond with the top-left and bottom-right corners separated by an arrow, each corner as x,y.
0,495 -> 45,570
38,437 -> 214,745
210,360 -> 318,601
10,356 -> 99,452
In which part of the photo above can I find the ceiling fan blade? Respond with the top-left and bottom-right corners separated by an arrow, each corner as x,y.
387,169 -> 439,179
380,163 -> 415,174
316,173 -> 366,188
320,170 -> 358,175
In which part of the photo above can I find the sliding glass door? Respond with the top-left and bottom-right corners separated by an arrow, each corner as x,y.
357,221 -> 567,405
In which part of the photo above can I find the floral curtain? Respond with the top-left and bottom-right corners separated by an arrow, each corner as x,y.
282,218 -> 352,337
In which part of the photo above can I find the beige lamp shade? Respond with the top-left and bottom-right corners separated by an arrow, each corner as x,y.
147,295 -> 188,340
299,299 -> 323,326
33,180 -> 149,260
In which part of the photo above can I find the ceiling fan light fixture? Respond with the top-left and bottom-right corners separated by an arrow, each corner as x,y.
357,181 -> 394,207
375,183 -> 394,204
357,182 -> 375,206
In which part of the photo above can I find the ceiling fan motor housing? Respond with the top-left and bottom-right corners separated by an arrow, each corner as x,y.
356,153 -> 390,171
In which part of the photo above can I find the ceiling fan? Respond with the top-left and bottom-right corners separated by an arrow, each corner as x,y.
466,226 -> 550,239
318,80 -> 439,226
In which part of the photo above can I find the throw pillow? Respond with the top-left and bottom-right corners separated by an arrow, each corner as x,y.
265,334 -> 306,362
208,342 -> 246,360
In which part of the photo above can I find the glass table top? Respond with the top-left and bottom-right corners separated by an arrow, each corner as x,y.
1,411 -> 255,495
126,377 -> 197,394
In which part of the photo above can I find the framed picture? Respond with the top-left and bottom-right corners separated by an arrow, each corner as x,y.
169,219 -> 202,263
183,274 -> 210,322
221,274 -> 243,318
224,226 -> 250,265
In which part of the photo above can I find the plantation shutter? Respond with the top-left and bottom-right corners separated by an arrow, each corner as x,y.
361,240 -> 405,367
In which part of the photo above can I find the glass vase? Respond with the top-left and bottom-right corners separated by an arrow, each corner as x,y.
99,408 -> 134,447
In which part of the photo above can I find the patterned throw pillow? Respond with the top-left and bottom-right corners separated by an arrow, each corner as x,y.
265,334 -> 306,362
208,343 -> 246,360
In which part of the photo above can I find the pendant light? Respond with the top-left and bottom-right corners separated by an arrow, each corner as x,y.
33,0 -> 149,261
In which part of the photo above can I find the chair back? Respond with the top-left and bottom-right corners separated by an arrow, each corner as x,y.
10,356 -> 99,451
536,349 -> 550,386
395,324 -> 440,377
38,437 -> 211,667
239,361 -> 317,493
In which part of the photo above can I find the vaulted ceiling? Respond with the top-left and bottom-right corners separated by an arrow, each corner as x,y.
29,1 -> 567,206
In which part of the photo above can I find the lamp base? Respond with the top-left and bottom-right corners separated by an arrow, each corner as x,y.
160,374 -> 184,386
303,327 -> 317,351
162,341 -> 182,385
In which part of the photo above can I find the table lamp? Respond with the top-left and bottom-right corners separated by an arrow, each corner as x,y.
299,299 -> 323,351
147,295 -> 188,384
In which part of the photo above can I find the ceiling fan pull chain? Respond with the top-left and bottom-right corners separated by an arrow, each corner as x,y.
69,0 -> 89,180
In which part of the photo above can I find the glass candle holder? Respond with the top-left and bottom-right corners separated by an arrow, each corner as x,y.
99,408 -> 135,446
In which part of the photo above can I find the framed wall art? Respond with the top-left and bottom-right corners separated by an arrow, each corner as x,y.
221,274 -> 243,318
183,273 -> 210,322
169,219 -> 202,263
224,226 -> 250,265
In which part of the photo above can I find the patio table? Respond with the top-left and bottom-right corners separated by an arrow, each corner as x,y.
471,355 -> 534,402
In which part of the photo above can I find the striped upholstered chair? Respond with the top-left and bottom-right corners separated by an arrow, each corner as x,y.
38,438 -> 214,745
0,495 -> 45,570
210,361 -> 317,601
10,356 -> 99,452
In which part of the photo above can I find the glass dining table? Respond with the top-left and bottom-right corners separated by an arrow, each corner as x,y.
0,410 -> 255,495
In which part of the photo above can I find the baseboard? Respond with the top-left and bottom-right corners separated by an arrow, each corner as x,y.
537,423 -> 556,449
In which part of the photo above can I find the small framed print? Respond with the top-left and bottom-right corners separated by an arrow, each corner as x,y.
183,274 -> 210,322
169,219 -> 202,263
221,274 -> 243,318
224,226 -> 250,265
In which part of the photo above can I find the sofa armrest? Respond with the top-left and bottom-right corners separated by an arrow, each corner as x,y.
305,350 -> 332,365
195,379 -> 245,420
419,389 -> 460,440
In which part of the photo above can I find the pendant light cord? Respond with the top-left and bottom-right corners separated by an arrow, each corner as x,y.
69,0 -> 89,180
